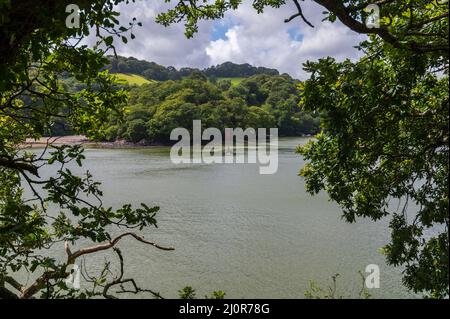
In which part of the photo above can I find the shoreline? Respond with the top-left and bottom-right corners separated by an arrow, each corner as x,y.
21,135 -> 165,149
21,134 -> 312,149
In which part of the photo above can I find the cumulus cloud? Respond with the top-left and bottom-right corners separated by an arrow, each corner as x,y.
89,0 -> 366,79
84,1 -> 215,68
205,1 -> 366,79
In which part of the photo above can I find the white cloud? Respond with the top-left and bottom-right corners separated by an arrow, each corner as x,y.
205,1 -> 366,79
88,0 -> 366,79
84,1 -> 215,68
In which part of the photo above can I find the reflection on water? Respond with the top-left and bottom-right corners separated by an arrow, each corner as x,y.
30,137 -> 416,298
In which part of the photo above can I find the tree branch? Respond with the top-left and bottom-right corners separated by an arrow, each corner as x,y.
102,248 -> 164,299
0,286 -> 19,299
0,156 -> 40,177
17,233 -> 173,299
314,0 -> 448,54
20,270 -> 60,299
67,232 -> 175,264
285,0 -> 314,28
3,276 -> 24,293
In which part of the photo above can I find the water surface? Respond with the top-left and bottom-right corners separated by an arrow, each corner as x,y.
34,137 -> 416,298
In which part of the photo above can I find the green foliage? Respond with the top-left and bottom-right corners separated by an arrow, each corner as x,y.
207,290 -> 226,299
155,0 -> 287,38
205,62 -> 278,78
179,286 -> 197,299
296,14 -> 448,299
304,273 -> 371,299
125,119 -> 148,143
297,44 -> 448,297
217,77 -> 243,87
216,79 -> 232,91
107,56 -> 279,82
108,56 -> 183,81
178,286 -> 226,299
0,0 -> 174,299
111,74 -> 319,143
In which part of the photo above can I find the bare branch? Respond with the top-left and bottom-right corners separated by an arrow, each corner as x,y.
67,232 -> 174,264
4,276 -> 24,293
285,0 -> 314,28
20,270 -> 60,299
102,248 -> 164,299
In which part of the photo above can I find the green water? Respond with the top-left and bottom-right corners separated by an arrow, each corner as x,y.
34,137 -> 417,298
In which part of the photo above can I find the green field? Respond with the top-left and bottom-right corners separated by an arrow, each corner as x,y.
114,73 -> 153,86
217,77 -> 246,85
113,73 -> 245,86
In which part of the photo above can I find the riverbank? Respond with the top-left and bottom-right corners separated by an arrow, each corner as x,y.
21,135 -> 153,149
22,134 -> 313,149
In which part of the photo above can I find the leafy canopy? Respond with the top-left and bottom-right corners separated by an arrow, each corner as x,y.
105,73 -> 319,143
0,0 -> 172,299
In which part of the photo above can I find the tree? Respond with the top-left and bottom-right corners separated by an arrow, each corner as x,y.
204,61 -> 279,77
298,49 -> 448,298
126,119 -> 149,143
155,0 -> 449,297
0,0 -> 175,299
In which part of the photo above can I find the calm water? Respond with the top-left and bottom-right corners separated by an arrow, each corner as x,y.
32,137 -> 416,298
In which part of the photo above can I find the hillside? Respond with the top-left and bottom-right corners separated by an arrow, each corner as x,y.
106,56 -> 281,83
52,58 -> 319,141
204,61 -> 278,78
114,73 -> 153,86
104,73 -> 320,144
216,77 -> 246,86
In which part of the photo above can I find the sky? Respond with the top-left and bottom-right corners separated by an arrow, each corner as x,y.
93,0 -> 367,80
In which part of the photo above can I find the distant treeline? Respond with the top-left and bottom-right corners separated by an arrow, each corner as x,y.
106,56 -> 280,81
52,57 -> 319,142
105,72 -> 320,144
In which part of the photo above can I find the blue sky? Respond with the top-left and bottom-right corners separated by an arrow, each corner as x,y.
100,0 -> 365,79
213,22 -> 304,42
287,28 -> 304,42
211,22 -> 232,41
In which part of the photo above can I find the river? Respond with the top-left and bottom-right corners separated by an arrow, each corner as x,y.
30,137 -> 416,298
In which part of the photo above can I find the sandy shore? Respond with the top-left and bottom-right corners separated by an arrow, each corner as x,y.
21,135 -> 142,149
24,135 -> 90,146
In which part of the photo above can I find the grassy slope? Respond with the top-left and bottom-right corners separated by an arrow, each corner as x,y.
114,73 -> 154,86
217,77 -> 246,86
113,73 -> 245,86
